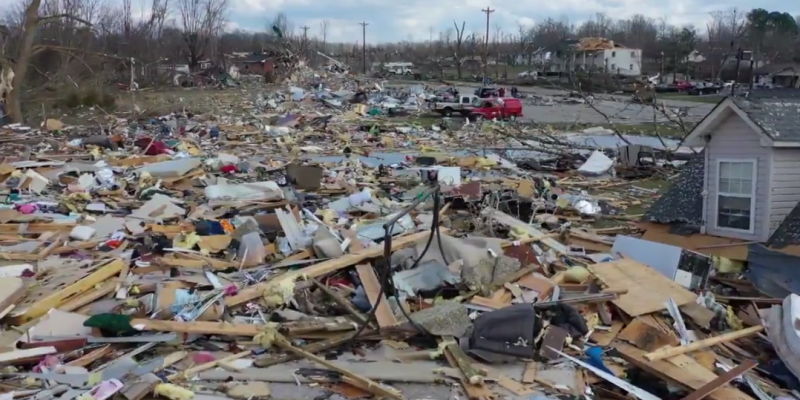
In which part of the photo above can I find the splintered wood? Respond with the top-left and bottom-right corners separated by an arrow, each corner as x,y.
588,259 -> 696,317
615,322 -> 755,400
7,258 -> 124,323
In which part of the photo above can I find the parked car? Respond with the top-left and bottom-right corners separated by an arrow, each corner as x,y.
474,87 -> 499,98
675,81 -> 694,92
688,81 -> 721,95
433,95 -> 479,117
517,71 -> 538,78
654,83 -> 679,93
468,98 -> 523,121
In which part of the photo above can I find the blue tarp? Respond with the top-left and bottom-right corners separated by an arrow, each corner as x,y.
746,244 -> 800,298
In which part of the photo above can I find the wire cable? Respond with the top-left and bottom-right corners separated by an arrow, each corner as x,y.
346,186 -> 445,344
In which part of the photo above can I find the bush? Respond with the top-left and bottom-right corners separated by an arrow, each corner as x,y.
81,88 -> 101,106
57,87 -> 116,110
61,90 -> 82,109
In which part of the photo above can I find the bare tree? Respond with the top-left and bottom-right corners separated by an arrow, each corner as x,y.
450,20 -> 466,79
176,0 -> 229,71
2,0 -> 93,122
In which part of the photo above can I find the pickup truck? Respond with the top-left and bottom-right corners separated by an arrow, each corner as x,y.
433,95 -> 478,117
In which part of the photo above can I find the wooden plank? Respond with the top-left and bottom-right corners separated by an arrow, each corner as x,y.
643,326 -> 764,361
131,319 -> 261,336
588,259 -> 696,317
226,230 -> 439,307
522,362 -> 538,384
481,207 -> 568,254
8,259 -> 125,324
540,326 -> 569,360
0,346 -> 57,363
355,264 -> 398,328
679,361 -> 757,400
616,341 -> 754,400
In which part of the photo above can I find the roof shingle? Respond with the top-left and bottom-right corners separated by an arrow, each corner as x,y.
733,90 -> 800,142
642,152 -> 705,226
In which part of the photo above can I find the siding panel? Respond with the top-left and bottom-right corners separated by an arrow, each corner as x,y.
769,148 -> 800,233
705,111 -> 771,241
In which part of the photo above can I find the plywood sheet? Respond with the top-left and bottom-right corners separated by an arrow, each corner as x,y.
0,277 -> 26,316
588,259 -> 696,317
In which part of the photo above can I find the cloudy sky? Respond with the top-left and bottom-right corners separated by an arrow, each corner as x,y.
0,0 -> 795,44
223,0 -> 799,43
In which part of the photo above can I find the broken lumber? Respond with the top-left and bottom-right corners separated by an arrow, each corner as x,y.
643,325 -> 764,361
226,230 -> 441,307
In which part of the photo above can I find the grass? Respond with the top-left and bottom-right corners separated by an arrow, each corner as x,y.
653,92 -> 724,104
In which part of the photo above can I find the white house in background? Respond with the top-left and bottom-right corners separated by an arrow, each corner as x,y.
545,38 -> 642,76
551,48 -> 642,76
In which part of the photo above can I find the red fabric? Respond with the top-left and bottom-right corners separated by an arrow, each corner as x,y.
134,138 -> 170,155
220,165 -> 237,174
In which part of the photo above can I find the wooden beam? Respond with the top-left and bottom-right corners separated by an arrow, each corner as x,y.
355,264 -> 398,328
679,359 -> 758,400
226,230 -> 441,307
644,326 -> 763,361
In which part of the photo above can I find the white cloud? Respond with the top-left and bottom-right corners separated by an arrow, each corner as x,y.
126,0 -> 800,43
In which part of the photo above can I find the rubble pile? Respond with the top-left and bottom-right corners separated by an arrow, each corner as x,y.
0,63 -> 790,400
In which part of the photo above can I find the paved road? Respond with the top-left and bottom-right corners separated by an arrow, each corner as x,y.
387,79 -> 714,124
450,85 -> 714,125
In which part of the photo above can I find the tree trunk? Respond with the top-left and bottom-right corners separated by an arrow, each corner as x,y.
7,0 -> 43,123
456,60 -> 462,79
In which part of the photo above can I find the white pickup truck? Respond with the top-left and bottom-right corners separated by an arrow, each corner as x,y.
433,95 -> 478,117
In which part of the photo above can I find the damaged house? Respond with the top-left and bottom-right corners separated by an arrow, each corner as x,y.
642,89 -> 800,297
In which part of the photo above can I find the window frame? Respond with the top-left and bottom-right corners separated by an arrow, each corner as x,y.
715,159 -> 757,234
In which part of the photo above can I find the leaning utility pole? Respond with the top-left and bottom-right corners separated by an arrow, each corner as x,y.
481,7 -> 495,84
359,21 -> 369,74
301,25 -> 310,49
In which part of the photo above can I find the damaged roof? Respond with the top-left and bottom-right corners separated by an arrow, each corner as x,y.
767,202 -> 800,248
732,90 -> 800,142
642,152 -> 704,226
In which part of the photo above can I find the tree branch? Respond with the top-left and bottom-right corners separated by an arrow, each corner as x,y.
38,14 -> 93,26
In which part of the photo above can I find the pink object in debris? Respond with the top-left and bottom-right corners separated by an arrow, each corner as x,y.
192,351 -> 216,364
17,203 -> 37,214
224,285 -> 239,296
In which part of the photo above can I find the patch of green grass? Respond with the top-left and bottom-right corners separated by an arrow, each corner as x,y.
655,93 -> 723,104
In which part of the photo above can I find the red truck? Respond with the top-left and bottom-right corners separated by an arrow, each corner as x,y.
468,98 -> 524,121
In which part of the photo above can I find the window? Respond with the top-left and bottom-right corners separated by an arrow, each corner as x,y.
716,160 -> 756,232
630,51 -> 635,57
611,64 -> 616,70
611,51 -> 616,57
629,64 -> 633,71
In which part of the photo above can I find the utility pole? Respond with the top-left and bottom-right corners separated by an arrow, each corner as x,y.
359,21 -> 369,74
733,47 -> 742,96
481,7 -> 495,84
301,25 -> 310,49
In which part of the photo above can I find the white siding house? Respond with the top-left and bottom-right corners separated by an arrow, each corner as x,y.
682,93 -> 800,242
551,48 -> 642,76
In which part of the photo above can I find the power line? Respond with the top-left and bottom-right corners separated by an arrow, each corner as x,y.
481,7 -> 495,84
359,21 -> 369,74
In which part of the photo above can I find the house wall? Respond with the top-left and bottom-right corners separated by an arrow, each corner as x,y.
550,48 -> 642,76
770,149 -> 800,234
705,110 -> 771,241
234,61 -> 274,75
